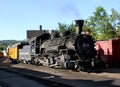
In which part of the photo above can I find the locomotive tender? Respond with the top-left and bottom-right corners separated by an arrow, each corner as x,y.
8,20 -> 105,71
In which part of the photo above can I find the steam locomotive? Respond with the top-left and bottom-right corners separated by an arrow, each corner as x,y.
7,20 -> 105,71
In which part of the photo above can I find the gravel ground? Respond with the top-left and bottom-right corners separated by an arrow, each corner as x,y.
0,58 -> 120,87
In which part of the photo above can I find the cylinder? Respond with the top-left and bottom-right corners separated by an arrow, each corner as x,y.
75,20 -> 84,35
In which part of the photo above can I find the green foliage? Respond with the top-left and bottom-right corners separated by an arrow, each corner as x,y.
67,23 -> 76,35
0,40 -> 19,51
0,46 -> 4,52
85,6 -> 119,40
57,6 -> 120,40
57,23 -> 68,32
57,22 -> 76,35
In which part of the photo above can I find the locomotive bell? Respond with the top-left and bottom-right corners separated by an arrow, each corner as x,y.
75,20 -> 84,35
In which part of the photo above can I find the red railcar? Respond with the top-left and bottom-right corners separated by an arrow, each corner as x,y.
0,52 -> 4,58
95,39 -> 120,67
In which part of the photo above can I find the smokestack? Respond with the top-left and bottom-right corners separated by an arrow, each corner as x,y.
40,25 -> 42,30
75,20 -> 84,35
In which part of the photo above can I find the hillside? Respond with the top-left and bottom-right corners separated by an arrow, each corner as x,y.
0,40 -> 20,50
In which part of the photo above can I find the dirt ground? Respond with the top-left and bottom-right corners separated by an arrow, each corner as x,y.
0,57 -> 120,79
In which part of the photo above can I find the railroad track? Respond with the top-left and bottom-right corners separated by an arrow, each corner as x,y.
0,81 -> 10,87
1,58 -> 120,87
0,66 -> 73,87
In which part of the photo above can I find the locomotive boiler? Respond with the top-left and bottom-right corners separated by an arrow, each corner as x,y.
8,19 -> 105,71
29,20 -> 101,71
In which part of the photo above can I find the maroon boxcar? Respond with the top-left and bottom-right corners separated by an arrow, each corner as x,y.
95,39 -> 120,67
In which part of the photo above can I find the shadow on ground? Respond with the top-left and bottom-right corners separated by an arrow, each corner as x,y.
0,57 -> 120,87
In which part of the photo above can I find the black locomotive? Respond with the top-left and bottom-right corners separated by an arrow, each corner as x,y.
16,20 -> 105,71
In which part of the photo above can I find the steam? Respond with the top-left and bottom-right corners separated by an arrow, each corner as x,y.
60,2 -> 81,19
94,0 -> 101,2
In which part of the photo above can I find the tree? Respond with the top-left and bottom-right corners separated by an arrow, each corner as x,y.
56,6 -> 120,40
67,23 -> 76,35
57,22 -> 76,35
57,23 -> 68,32
0,45 -> 4,52
110,8 -> 120,38
85,6 -> 116,40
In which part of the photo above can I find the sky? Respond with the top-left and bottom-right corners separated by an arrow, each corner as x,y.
0,0 -> 120,40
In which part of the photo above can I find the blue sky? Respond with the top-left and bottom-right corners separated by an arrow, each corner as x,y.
0,0 -> 120,40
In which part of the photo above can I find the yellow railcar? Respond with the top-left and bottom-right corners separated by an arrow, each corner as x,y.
7,43 -> 20,62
